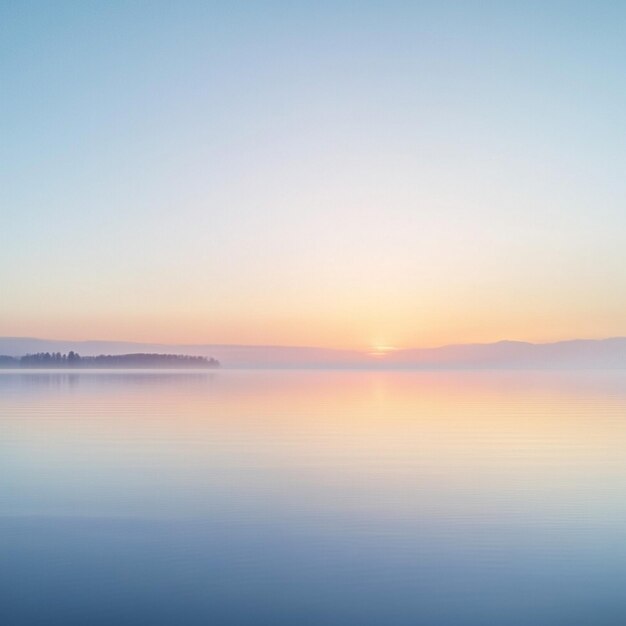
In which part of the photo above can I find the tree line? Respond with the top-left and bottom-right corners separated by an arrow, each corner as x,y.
0,352 -> 219,368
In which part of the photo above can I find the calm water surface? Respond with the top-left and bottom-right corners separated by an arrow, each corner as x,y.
1,370 -> 626,625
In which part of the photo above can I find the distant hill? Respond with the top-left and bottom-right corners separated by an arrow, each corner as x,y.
385,338 -> 626,369
0,337 -> 624,369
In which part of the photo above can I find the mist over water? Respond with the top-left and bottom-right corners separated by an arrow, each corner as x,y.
2,370 -> 626,625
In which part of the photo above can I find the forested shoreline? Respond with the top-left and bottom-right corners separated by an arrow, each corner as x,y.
0,352 -> 219,368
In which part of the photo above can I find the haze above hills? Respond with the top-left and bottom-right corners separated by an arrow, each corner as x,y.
0,337 -> 624,369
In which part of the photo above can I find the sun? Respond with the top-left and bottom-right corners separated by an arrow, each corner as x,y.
369,345 -> 397,357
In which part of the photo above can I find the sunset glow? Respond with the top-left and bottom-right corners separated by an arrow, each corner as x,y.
3,4 -> 626,624
1,2 -> 625,349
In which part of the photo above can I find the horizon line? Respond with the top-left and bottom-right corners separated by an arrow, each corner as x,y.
3,335 -> 625,353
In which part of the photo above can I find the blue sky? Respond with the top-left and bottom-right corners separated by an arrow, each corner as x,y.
2,1 -> 625,347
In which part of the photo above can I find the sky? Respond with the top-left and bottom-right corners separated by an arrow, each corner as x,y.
1,1 -> 625,350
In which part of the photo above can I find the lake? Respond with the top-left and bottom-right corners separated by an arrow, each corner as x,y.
2,370 -> 626,625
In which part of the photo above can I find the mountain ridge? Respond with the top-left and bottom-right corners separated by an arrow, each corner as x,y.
0,337 -> 624,369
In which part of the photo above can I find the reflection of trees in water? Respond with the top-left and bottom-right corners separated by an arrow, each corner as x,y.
0,372 -> 80,393
0,371 -> 217,396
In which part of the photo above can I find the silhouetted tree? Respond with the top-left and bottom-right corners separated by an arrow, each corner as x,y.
67,351 -> 80,364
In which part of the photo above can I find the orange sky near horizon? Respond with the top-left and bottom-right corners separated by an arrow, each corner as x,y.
2,293 -> 623,350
